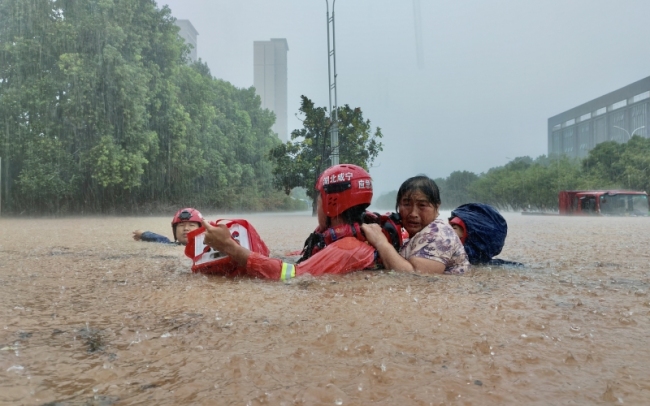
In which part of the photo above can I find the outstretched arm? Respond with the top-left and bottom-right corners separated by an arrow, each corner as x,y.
132,230 -> 172,244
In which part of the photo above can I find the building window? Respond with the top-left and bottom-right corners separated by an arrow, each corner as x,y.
594,107 -> 606,116
579,113 -> 591,121
610,100 -> 627,111
564,119 -> 575,127
609,111 -> 626,142
594,117 -> 607,144
578,123 -> 590,157
633,91 -> 650,103
552,131 -> 562,155
631,103 -> 647,137
563,128 -> 575,155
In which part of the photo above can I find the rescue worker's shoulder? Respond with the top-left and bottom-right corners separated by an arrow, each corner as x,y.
329,236 -> 375,250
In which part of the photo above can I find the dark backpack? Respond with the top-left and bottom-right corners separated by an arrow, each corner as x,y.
451,203 -> 524,266
451,203 -> 507,265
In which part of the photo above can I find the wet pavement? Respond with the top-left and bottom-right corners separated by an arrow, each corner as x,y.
1,212 -> 649,405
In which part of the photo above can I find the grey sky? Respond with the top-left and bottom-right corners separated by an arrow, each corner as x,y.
162,0 -> 650,196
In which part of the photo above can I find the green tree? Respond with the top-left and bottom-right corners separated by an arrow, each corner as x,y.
619,135 -> 650,192
0,0 -> 288,214
439,170 -> 478,208
582,136 -> 650,192
581,140 -> 626,188
468,156 -> 582,211
269,96 -> 383,210
0,0 -> 179,212
373,190 -> 397,210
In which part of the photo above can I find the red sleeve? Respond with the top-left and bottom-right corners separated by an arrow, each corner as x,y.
295,238 -> 376,277
246,238 -> 376,280
246,252 -> 284,280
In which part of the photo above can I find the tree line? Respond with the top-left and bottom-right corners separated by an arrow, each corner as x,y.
375,135 -> 650,211
0,0 -> 302,214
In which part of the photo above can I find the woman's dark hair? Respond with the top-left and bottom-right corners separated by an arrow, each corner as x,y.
395,175 -> 441,211
334,204 -> 368,226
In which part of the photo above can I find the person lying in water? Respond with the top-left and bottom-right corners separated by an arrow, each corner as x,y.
198,164 -> 390,280
132,208 -> 202,246
361,175 -> 469,275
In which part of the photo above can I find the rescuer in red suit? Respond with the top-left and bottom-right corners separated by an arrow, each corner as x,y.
132,207 -> 203,245
200,164 -> 378,280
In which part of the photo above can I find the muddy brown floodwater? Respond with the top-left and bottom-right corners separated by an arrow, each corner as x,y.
1,212 -> 649,405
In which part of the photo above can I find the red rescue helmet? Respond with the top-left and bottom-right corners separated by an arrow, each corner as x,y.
171,208 -> 203,240
316,164 -> 373,217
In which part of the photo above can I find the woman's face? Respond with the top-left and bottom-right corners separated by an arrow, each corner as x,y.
398,190 -> 439,237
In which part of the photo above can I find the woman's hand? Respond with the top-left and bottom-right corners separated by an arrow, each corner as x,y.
362,223 -> 445,274
360,223 -> 389,248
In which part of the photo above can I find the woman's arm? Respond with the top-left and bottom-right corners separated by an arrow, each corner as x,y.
361,224 -> 446,274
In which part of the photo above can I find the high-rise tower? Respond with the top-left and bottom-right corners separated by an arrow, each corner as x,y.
254,39 -> 289,142
175,19 -> 199,63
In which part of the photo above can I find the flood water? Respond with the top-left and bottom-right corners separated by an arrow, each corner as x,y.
1,212 -> 649,405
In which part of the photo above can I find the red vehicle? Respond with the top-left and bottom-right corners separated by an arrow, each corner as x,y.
558,190 -> 650,216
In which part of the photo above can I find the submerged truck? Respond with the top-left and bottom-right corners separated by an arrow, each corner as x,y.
558,190 -> 650,216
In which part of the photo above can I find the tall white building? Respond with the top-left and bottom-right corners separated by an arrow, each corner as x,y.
175,19 -> 199,63
254,39 -> 289,142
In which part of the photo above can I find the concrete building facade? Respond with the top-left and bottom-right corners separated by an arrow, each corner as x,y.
254,39 -> 289,142
548,76 -> 650,158
175,19 -> 199,63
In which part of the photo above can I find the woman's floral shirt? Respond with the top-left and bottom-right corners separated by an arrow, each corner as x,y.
400,218 -> 469,275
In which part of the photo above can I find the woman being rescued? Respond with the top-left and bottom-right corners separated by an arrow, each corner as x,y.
199,164 -> 381,280
361,175 -> 469,275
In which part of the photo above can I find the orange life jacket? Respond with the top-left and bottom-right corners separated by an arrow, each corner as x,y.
297,211 -> 408,264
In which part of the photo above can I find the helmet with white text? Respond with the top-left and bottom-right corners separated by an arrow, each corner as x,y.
315,164 -> 373,218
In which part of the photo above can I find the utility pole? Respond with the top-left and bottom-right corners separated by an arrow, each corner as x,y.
326,0 -> 339,166
412,0 -> 424,69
